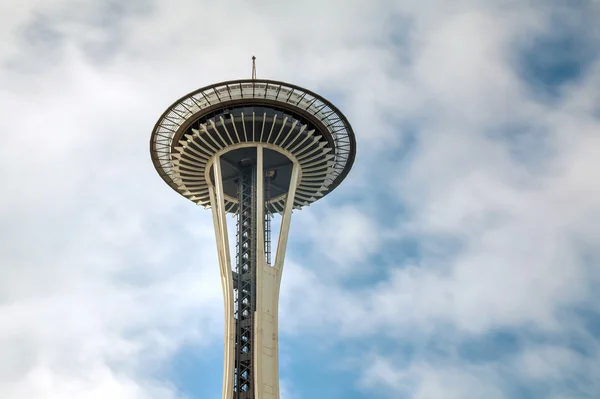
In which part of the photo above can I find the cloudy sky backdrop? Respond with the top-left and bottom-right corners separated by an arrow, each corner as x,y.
1,0 -> 600,398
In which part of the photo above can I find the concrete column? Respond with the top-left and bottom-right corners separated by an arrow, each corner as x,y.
254,153 -> 300,399
209,155 -> 236,399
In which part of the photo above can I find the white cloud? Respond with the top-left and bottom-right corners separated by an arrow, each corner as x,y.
0,18 -> 224,397
291,205 -> 381,272
361,356 -> 507,399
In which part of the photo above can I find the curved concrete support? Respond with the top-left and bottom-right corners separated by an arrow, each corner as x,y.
209,156 -> 236,399
254,152 -> 300,399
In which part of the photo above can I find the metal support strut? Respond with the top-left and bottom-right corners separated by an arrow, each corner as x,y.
234,165 -> 256,399
265,171 -> 274,266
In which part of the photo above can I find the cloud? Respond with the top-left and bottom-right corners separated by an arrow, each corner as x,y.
0,11 -> 224,397
361,355 -> 507,399
280,1 -> 600,398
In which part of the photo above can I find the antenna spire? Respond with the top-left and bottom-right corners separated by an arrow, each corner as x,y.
252,56 -> 256,80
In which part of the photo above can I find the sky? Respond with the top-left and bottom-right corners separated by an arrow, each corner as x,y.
1,0 -> 600,398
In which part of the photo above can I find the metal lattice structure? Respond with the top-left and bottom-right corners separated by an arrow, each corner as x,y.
149,76 -> 356,399
234,167 -> 256,398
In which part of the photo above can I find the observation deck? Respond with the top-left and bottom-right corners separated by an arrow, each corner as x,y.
150,79 -> 356,213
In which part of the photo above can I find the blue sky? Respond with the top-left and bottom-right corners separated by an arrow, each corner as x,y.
1,1 -> 599,398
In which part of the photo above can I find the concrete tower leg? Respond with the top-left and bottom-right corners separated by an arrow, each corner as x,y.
209,155 -> 236,399
254,146 -> 300,399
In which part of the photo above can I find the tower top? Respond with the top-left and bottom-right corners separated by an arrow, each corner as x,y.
150,78 -> 356,213
252,56 -> 256,80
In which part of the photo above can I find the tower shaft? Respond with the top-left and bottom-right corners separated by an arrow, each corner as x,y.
209,145 -> 300,399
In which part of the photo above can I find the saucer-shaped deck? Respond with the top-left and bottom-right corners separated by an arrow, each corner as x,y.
150,79 -> 356,213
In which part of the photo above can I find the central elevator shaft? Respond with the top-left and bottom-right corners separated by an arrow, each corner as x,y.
234,165 -> 257,399
233,162 -> 275,399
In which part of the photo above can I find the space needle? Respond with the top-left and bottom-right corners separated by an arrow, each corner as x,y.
149,58 -> 356,399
